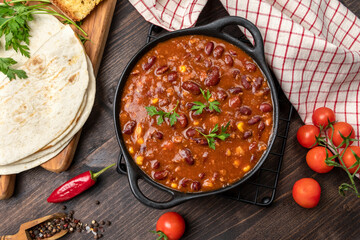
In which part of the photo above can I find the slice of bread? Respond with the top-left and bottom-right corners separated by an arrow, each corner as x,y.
51,0 -> 103,21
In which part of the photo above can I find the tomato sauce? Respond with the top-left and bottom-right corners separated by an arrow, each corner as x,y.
119,35 -> 273,192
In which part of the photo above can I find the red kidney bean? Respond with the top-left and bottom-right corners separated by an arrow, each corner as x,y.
232,69 -> 240,79
204,42 -> 214,55
243,130 -> 253,139
228,87 -> 243,94
190,110 -> 202,119
248,115 -> 261,125
253,77 -> 264,91
215,89 -> 228,101
182,81 -> 201,95
155,65 -> 169,75
142,56 -> 156,71
153,131 -> 163,139
179,148 -> 194,165
194,138 -> 208,145
151,160 -> 160,169
153,170 -> 168,180
204,67 -> 220,86
186,128 -> 196,137
195,55 -> 202,62
229,96 -> 242,108
122,120 -> 136,134
238,106 -> 252,115
180,178 -> 190,187
245,61 -> 257,72
229,50 -> 237,56
249,142 -> 257,151
241,75 -> 251,90
213,46 -> 224,58
178,114 -> 188,128
185,102 -> 195,109
198,173 -> 205,179
258,121 -> 265,132
167,71 -> 178,82
260,103 -> 273,112
224,55 -> 234,66
262,87 -> 270,95
191,181 -> 201,191
204,59 -> 212,68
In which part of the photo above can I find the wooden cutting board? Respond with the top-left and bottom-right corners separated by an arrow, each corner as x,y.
0,0 -> 117,200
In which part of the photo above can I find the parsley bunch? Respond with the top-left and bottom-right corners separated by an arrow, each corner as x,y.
145,101 -> 180,126
197,121 -> 230,150
191,88 -> 220,114
0,0 -> 87,80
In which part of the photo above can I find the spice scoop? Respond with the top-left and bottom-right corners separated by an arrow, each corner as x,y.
0,213 -> 68,240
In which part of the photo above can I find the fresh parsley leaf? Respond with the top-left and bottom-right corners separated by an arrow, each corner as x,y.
145,101 -> 180,126
0,57 -> 27,80
191,88 -> 221,115
197,121 -> 230,150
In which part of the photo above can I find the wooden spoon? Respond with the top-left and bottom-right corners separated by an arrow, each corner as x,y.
0,213 -> 68,240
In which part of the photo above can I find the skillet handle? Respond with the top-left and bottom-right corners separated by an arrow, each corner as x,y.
205,16 -> 265,63
122,156 -> 191,209
117,153 -> 127,175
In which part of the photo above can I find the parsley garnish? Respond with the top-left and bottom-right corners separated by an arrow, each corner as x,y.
197,121 -> 230,150
0,0 -> 87,80
191,88 -> 221,114
0,57 -> 27,80
145,101 -> 180,126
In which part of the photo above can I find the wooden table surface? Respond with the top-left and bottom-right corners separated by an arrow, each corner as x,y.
1,0 -> 360,239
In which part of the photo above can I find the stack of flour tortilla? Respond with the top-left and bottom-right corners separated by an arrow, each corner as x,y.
0,15 -> 95,174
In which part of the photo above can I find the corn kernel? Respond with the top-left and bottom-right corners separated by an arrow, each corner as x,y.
233,160 -> 240,168
135,125 -> 142,135
171,183 -> 178,188
136,156 -> 144,165
179,65 -> 187,72
243,165 -> 251,172
235,146 -> 244,156
225,149 -> 231,156
209,98 -> 215,102
193,120 -> 200,126
129,147 -> 134,154
151,98 -> 159,104
137,137 -> 144,144
237,122 -> 244,132
203,181 -> 214,187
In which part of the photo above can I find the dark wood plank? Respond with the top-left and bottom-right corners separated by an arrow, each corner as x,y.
1,0 -> 360,239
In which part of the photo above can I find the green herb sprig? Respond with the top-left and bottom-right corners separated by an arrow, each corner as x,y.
0,0 -> 87,80
0,57 -> 27,80
316,121 -> 360,197
197,121 -> 230,150
145,101 -> 180,126
191,88 -> 220,114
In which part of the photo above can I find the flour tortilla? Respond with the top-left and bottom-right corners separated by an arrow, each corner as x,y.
0,56 -> 95,174
0,25 -> 89,165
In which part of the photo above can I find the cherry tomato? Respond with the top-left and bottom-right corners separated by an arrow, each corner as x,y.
306,146 -> 334,173
340,146 -> 360,174
297,125 -> 320,148
155,212 -> 185,240
327,122 -> 355,147
292,178 -> 321,208
312,107 -> 336,128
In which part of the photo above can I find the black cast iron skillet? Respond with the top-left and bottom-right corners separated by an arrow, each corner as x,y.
113,16 -> 279,209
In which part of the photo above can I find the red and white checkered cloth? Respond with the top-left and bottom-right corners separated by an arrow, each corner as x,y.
130,0 -> 360,145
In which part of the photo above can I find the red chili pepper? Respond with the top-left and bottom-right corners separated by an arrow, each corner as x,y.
47,163 -> 115,203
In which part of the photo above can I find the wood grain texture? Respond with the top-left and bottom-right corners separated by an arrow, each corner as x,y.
1,0 -> 360,239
